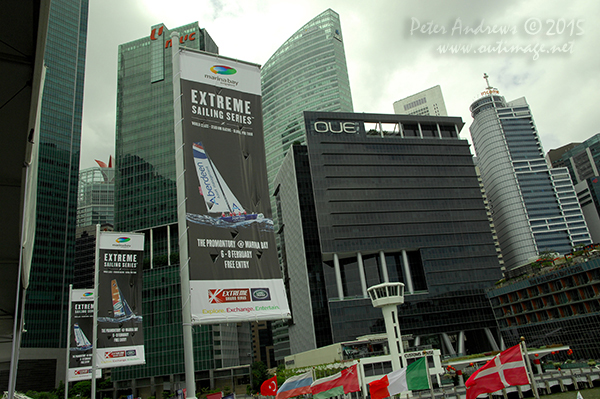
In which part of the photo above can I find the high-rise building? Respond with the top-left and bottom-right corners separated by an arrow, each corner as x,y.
469,78 -> 591,270
0,0 -> 51,392
261,9 -> 354,362
113,23 -> 251,397
547,133 -> 600,185
393,85 -> 448,116
8,0 -> 89,390
74,159 -> 115,289
77,159 -> 114,228
274,111 -> 504,357
546,134 -> 600,243
261,9 -> 353,203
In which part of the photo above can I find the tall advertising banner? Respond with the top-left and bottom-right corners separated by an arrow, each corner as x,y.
97,231 -> 145,367
179,50 -> 291,324
68,289 -> 101,381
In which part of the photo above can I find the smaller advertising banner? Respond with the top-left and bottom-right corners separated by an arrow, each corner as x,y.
97,231 -> 145,368
68,289 -> 101,381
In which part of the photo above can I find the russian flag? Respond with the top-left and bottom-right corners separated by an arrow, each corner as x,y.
276,371 -> 313,399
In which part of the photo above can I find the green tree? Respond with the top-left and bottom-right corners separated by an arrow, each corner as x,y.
251,361 -> 268,393
71,380 -> 92,399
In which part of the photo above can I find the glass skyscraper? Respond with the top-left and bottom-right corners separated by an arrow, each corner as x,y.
261,8 -> 353,199
261,8 -> 354,362
113,23 -> 252,396
22,0 -> 89,349
469,82 -> 591,269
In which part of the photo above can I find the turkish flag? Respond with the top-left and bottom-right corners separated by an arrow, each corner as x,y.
465,344 -> 530,399
261,376 -> 278,396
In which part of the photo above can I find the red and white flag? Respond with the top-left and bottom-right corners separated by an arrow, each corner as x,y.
465,344 -> 530,399
261,376 -> 278,396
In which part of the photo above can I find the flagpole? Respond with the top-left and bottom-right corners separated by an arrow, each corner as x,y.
422,352 -> 435,399
519,337 -> 539,399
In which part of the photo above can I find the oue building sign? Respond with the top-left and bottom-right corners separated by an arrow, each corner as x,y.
311,120 -> 362,135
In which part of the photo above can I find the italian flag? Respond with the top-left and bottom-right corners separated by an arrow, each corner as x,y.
368,357 -> 430,399
310,364 -> 360,399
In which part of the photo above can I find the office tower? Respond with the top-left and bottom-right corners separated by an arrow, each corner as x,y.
469,78 -> 591,270
393,85 -> 448,116
7,0 -> 89,390
547,134 -> 600,243
262,9 -> 353,203
77,159 -> 114,228
0,0 -> 50,392
548,133 -> 600,185
261,9 -> 353,361
274,111 -> 504,356
74,159 -> 115,289
114,23 -> 251,396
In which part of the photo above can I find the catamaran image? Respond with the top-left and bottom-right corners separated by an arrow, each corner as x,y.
70,323 -> 92,351
97,279 -> 142,323
192,142 -> 264,223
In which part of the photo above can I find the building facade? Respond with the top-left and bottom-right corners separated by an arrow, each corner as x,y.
469,85 -> 591,270
393,85 -> 448,117
487,254 -> 600,360
113,23 -> 251,396
274,111 -> 504,358
261,8 -> 354,362
10,0 -> 89,391
575,177 -> 600,243
77,160 -> 114,228
261,8 -> 353,205
547,133 -> 600,185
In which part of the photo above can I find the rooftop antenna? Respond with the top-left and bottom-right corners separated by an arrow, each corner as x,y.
483,73 -> 492,90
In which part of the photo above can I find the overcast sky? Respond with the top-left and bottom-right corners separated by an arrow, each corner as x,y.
80,0 -> 600,170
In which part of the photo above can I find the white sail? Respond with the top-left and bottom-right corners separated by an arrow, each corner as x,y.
73,323 -> 92,349
193,142 -> 246,215
111,279 -> 125,318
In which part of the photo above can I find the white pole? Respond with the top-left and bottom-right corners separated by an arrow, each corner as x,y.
65,285 -> 73,399
91,224 -> 100,399
171,31 -> 197,397
520,337 -> 539,399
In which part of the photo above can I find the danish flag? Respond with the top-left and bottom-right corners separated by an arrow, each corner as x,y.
465,344 -> 530,399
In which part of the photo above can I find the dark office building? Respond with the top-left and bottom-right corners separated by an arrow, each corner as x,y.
274,111 -> 504,357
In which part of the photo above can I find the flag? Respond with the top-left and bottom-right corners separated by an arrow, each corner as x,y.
276,371 -> 313,399
369,357 -> 429,399
465,344 -> 530,399
310,364 -> 360,399
577,392 -> 585,399
261,376 -> 278,396
206,393 -> 222,399
223,394 -> 235,399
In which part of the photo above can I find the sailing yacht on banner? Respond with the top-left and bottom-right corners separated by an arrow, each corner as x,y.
71,323 -> 92,351
192,142 -> 263,223
97,279 -> 142,323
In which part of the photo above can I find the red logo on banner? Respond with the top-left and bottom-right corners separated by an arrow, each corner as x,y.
105,350 -> 126,359
209,289 -> 250,303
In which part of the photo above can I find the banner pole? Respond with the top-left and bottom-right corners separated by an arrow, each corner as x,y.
520,337 -> 539,399
171,31 -> 197,397
91,224 -> 100,399
65,285 -> 73,399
